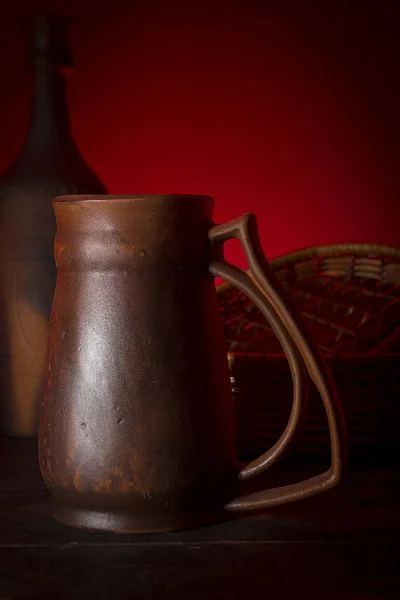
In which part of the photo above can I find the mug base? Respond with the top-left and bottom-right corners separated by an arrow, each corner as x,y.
52,500 -> 226,534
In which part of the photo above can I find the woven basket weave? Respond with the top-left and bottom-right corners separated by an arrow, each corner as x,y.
217,243 -> 400,459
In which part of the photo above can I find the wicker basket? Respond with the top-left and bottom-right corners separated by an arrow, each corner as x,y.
217,244 -> 400,459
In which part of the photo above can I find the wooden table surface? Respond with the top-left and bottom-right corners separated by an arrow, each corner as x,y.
0,439 -> 399,599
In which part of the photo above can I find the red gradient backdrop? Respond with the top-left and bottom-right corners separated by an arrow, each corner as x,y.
0,1 -> 399,268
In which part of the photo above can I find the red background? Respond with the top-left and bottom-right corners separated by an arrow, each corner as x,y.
0,1 -> 399,268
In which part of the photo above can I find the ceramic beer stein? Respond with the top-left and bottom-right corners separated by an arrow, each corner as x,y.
39,195 -> 347,533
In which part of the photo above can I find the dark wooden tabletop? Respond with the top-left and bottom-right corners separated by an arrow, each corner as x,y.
0,439 -> 399,600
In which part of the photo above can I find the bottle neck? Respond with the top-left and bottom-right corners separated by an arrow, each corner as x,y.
23,58 -> 76,155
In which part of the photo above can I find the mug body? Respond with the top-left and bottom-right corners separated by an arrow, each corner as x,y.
39,195 -> 238,532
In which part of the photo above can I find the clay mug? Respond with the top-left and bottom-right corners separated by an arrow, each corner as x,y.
39,194 -> 347,532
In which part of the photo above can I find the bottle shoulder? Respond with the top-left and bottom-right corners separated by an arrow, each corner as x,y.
0,149 -> 107,199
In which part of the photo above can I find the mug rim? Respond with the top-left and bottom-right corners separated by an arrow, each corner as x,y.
53,194 -> 214,204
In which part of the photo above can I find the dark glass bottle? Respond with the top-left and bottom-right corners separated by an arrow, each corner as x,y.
0,16 -> 107,437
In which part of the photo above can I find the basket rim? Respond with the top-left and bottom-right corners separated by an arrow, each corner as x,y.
216,242 -> 400,293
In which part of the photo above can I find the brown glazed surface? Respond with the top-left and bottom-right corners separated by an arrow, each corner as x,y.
39,194 -> 346,533
40,195 -> 238,532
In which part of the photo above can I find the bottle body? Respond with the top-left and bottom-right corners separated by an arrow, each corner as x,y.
0,17 -> 107,437
0,164 -> 106,437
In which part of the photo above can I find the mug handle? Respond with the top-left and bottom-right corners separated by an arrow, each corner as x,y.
209,214 -> 347,510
